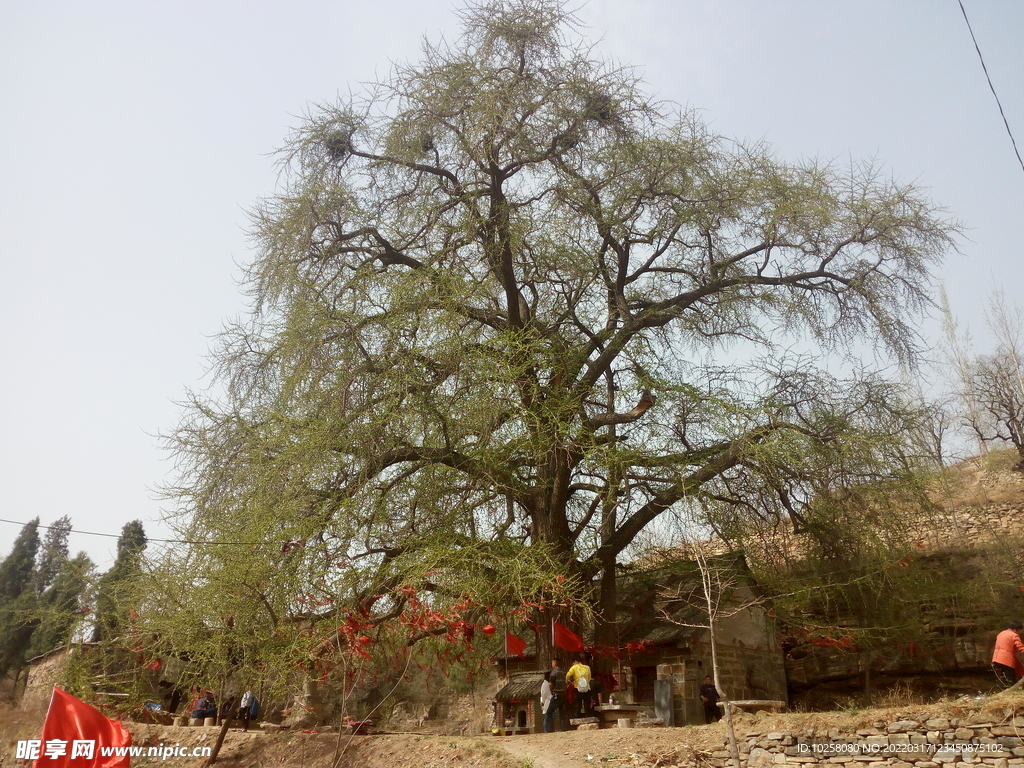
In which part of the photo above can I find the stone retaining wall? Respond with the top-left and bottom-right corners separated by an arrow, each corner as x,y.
705,714 -> 1024,768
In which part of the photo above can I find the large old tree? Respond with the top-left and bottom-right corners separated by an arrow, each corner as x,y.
157,0 -> 956,677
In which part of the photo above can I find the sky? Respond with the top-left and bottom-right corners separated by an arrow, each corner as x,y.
1,1 -> 1022,570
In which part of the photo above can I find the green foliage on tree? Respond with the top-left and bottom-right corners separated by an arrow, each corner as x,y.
153,0 -> 958,685
0,518 -> 40,604
28,553 -> 94,659
34,516 -> 72,594
0,518 -> 94,693
0,518 -> 41,682
93,520 -> 146,643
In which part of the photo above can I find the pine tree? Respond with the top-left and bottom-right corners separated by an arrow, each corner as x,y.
34,516 -> 72,594
0,518 -> 40,603
27,552 -> 94,658
93,521 -> 146,642
0,518 -> 41,682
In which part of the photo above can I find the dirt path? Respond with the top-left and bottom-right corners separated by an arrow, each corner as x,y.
493,725 -> 730,768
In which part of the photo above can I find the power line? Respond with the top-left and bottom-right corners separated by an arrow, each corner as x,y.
0,517 -> 260,548
957,0 -> 1024,176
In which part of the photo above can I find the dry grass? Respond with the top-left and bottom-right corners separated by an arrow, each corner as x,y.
930,450 -> 1024,509
0,701 -> 47,764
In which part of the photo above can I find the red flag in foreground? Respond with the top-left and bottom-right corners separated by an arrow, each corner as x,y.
32,686 -> 132,768
505,631 -> 527,658
552,621 -> 585,652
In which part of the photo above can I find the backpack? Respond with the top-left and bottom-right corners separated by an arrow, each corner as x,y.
250,697 -> 260,718
576,674 -> 590,692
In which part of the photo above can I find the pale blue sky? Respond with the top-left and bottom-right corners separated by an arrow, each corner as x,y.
1,1 -> 1022,568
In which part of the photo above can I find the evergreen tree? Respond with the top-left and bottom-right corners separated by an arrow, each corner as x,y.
0,518 -> 41,682
93,521 -> 146,642
34,516 -> 72,594
0,518 -> 40,604
27,552 -> 94,658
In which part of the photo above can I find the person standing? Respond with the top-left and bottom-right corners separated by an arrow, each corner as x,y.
699,676 -> 721,723
546,658 -> 567,732
993,621 -> 1024,688
566,653 -> 592,718
238,689 -> 259,731
540,671 -> 554,733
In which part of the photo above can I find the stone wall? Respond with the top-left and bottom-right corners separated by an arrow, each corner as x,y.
917,503 -> 1024,550
654,638 -> 788,726
702,712 -> 1024,768
21,647 -> 71,710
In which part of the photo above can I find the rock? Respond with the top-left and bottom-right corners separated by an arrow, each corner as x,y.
928,720 -> 952,731
261,724 -> 283,733
889,721 -> 920,733
955,729 -> 974,741
576,722 -> 599,730
282,709 -> 317,730
748,747 -> 774,768
766,732 -> 785,740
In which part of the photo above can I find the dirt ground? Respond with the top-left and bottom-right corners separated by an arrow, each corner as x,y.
6,690 -> 1024,768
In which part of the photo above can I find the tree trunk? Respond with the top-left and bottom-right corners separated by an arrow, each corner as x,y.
592,555 -> 618,678
860,651 -> 872,708
710,614 -> 742,768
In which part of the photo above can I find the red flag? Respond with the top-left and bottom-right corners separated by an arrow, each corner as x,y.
552,621 -> 585,652
505,631 -> 527,658
31,686 -> 132,767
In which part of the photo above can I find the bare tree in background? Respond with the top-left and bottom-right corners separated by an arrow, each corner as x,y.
956,292 -> 1024,472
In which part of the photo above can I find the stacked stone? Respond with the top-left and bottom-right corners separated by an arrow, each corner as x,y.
706,714 -> 1024,768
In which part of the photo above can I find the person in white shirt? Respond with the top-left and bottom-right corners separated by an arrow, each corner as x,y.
540,671 -> 554,732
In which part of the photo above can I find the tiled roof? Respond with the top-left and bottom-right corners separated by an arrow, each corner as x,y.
495,671 -> 545,701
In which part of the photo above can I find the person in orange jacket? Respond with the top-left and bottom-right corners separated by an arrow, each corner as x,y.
992,620 -> 1024,688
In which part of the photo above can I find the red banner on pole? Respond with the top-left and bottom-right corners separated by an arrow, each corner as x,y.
31,686 -> 132,767
552,620 -> 585,652
504,631 -> 527,658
